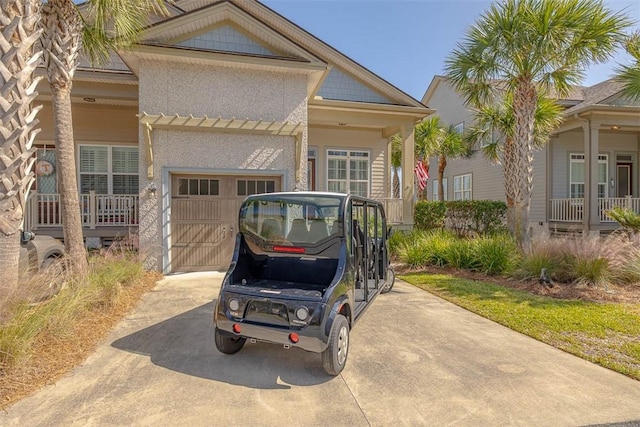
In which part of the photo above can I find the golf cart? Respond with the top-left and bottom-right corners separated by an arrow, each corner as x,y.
213,192 -> 395,375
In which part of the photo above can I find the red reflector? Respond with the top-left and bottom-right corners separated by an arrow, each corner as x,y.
273,245 -> 305,254
232,324 -> 241,334
289,333 -> 299,343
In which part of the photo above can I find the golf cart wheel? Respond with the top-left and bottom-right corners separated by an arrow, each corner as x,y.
322,314 -> 349,376
380,267 -> 395,294
214,327 -> 246,354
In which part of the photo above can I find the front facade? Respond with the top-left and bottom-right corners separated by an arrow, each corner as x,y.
27,0 -> 430,272
422,76 -> 640,235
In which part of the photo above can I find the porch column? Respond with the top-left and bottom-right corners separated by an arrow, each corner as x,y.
583,121 -> 601,233
401,125 -> 415,226
385,136 -> 392,198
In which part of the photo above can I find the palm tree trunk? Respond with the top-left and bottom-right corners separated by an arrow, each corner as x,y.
392,168 -> 400,199
438,155 -> 447,202
512,80 -> 537,249
52,87 -> 87,272
40,0 -> 87,274
502,136 -> 517,233
0,0 -> 42,294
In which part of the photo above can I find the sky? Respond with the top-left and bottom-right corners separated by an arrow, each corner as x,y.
262,0 -> 640,101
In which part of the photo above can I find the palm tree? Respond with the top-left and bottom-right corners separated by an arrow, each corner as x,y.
415,116 -> 471,202
445,0 -> 631,248
467,94 -> 563,232
0,1 -> 42,293
390,134 -> 402,199
39,0 -> 166,274
615,31 -> 640,101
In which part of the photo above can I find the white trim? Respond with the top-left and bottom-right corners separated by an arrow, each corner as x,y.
325,148 -> 371,197
453,173 -> 472,200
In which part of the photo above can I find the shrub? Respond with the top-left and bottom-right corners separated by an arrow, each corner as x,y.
472,234 -> 518,275
443,238 -> 477,270
414,201 -> 446,230
516,233 -> 568,281
606,206 -> 640,234
397,229 -> 456,267
414,200 -> 507,236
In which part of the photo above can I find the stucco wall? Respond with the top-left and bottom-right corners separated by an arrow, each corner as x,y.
137,59 -> 308,270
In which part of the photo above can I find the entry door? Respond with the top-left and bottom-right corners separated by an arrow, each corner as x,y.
617,163 -> 632,197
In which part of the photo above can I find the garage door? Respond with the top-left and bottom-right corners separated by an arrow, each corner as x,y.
170,174 -> 280,272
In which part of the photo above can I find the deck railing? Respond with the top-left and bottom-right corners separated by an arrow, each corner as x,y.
549,196 -> 640,223
375,198 -> 403,224
25,191 -> 139,230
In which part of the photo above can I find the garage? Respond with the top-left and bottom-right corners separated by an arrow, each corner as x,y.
170,174 -> 281,272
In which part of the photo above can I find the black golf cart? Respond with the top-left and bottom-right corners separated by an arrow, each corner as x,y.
213,191 -> 395,375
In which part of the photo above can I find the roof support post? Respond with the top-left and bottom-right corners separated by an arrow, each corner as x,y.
294,130 -> 307,191
144,123 -> 154,179
401,125 -> 415,227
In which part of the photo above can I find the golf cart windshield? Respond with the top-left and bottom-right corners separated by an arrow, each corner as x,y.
239,194 -> 344,245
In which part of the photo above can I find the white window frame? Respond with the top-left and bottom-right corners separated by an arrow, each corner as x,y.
432,178 -> 448,201
569,153 -> 608,199
78,144 -> 139,195
326,149 -> 370,197
453,174 -> 472,200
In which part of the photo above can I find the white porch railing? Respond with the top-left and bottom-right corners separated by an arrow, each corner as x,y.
375,198 -> 403,224
549,197 -> 640,223
25,191 -> 139,230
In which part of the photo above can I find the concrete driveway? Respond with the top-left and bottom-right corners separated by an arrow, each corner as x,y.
3,272 -> 640,426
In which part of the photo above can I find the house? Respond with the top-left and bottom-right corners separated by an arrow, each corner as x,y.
26,0 -> 431,273
421,75 -> 640,236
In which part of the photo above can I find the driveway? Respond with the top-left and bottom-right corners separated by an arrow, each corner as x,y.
3,272 -> 640,426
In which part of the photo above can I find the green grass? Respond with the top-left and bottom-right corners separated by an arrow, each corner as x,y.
401,272 -> 640,380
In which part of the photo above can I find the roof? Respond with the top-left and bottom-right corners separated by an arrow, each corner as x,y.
77,0 -> 427,109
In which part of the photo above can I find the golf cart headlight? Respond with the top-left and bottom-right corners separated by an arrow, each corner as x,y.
229,299 -> 240,312
295,306 -> 309,321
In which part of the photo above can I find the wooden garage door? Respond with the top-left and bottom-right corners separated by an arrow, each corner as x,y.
170,174 -> 280,272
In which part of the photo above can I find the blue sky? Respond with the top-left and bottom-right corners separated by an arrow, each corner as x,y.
262,0 -> 640,101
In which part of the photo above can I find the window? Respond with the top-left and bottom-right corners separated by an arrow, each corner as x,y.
327,150 -> 370,197
79,145 -> 139,194
453,174 -> 472,200
453,122 -> 464,134
237,179 -> 276,196
569,153 -> 608,199
432,178 -> 448,201
178,179 -> 220,196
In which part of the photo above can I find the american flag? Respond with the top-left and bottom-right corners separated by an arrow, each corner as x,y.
414,160 -> 429,191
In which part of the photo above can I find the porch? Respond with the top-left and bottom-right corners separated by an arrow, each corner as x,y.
25,191 -> 139,234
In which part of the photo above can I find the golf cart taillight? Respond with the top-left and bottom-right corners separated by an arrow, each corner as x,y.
289,333 -> 300,343
273,245 -> 305,254
232,324 -> 241,334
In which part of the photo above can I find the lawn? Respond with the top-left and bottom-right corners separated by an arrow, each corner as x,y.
401,272 -> 640,380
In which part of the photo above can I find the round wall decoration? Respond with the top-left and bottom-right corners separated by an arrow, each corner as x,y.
36,160 -> 55,177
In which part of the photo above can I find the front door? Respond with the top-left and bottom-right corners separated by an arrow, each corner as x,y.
617,163 -> 632,197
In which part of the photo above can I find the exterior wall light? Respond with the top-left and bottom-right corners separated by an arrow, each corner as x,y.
149,182 -> 157,197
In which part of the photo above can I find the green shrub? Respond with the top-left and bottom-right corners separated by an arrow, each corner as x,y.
414,200 -> 507,236
472,234 -> 518,275
516,234 -> 568,281
443,238 -> 477,270
606,206 -> 640,234
414,201 -> 446,230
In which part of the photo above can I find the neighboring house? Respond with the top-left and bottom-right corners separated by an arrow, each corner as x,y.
422,75 -> 640,235
26,0 -> 431,273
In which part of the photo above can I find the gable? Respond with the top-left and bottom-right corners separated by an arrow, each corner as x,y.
176,25 -> 278,56
318,68 -> 394,104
